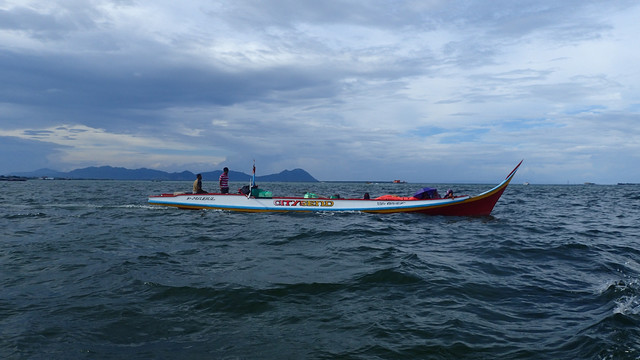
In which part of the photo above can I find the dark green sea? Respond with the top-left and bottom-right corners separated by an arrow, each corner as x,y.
1,180 -> 639,359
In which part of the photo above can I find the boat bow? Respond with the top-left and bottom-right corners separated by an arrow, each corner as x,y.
411,160 -> 523,216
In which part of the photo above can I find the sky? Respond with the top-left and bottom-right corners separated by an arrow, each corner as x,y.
1,0 -> 639,184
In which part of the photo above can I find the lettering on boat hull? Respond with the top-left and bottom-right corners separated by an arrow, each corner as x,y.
186,196 -> 215,201
273,200 -> 334,208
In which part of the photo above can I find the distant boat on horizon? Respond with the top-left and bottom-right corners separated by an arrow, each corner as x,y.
0,175 -> 27,181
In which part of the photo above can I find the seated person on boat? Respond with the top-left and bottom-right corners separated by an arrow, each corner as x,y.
193,174 -> 207,194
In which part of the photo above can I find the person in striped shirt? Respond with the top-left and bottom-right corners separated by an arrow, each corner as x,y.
219,167 -> 229,194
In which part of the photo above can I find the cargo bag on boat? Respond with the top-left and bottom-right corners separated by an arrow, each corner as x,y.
251,188 -> 273,198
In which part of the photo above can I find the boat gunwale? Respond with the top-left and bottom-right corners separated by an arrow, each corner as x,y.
148,195 -> 474,212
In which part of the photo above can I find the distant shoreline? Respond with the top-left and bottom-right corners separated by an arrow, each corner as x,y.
6,177 -> 637,186
7,166 -> 318,182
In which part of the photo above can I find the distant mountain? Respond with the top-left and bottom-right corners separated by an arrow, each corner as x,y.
10,166 -> 319,182
199,168 -> 319,182
14,168 -> 68,178
254,168 -> 318,182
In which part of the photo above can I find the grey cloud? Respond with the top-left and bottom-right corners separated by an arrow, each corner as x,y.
0,136 -> 66,172
0,3 -> 103,40
213,0 -> 440,31
0,49 -> 340,118
1,0 -> 638,183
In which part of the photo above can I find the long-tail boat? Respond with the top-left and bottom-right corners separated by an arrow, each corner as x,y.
148,161 -> 522,216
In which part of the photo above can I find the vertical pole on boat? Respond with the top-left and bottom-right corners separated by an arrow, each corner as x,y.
246,160 -> 255,198
252,160 -> 256,188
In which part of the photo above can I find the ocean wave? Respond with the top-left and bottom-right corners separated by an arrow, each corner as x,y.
3,212 -> 47,219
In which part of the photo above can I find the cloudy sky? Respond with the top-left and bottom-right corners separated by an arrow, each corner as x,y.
1,0 -> 639,183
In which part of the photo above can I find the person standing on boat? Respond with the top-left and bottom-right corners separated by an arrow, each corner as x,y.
219,167 -> 229,194
193,174 -> 206,194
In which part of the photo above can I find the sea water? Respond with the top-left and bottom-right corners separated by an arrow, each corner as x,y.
1,180 -> 639,359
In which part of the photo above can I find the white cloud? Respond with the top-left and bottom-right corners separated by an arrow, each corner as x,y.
0,124 -> 225,171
